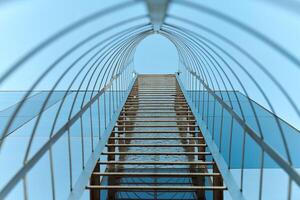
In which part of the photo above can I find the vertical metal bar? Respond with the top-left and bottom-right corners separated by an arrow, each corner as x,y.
187,71 -> 190,97
201,81 -> 205,120
211,99 -> 216,141
194,74 -> 197,105
122,72 -> 124,99
124,68 -> 127,97
89,107 -> 94,152
206,87 -> 210,128
186,69 -> 189,91
97,98 -> 101,140
192,73 -> 195,105
109,85 -> 112,121
240,129 -> 247,191
119,73 -> 123,101
197,77 -> 200,113
189,72 -> 191,98
112,80 -> 116,114
127,67 -> 129,89
67,129 -> 73,190
228,116 -> 234,169
258,149 -> 265,200
117,76 -> 120,109
103,91 -> 107,129
80,117 -> 85,169
287,178 -> 292,200
49,149 -> 56,200
218,107 -> 224,152
120,73 -> 123,100
193,74 -> 196,106
22,177 -> 28,200
122,70 -> 125,99
191,73 -> 194,103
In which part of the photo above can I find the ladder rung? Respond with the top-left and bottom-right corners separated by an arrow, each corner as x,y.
105,144 -> 207,147
134,93 -> 183,95
135,90 -> 180,92
131,95 -> 183,97
131,90 -> 179,92
129,95 -> 184,96
125,102 -> 187,104
108,137 -> 203,140
117,118 -> 195,120
132,87 -> 178,89
131,92 -> 183,94
134,90 -> 181,92
132,86 -> 178,88
116,120 -> 195,122
129,97 -> 184,99
124,104 -> 187,106
98,161 -> 213,165
86,185 -> 227,191
124,105 -> 188,108
112,130 -> 199,133
101,152 -> 211,155
124,105 -> 188,107
115,182 -> 196,186
126,99 -> 186,101
123,106 -> 189,108
121,111 -> 192,114
123,107 -> 188,109
122,108 -> 189,111
119,115 -> 194,117
92,172 -> 220,177
126,101 -> 186,103
118,116 -> 195,119
126,100 -> 186,102
115,125 -> 198,127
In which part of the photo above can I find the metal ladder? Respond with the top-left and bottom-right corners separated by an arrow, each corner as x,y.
86,74 -> 226,200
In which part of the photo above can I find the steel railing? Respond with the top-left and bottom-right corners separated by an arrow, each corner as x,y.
167,1 -> 300,198
0,1 -> 150,199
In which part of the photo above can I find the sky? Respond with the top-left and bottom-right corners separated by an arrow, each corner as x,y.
0,0 -> 299,128
134,34 -> 178,74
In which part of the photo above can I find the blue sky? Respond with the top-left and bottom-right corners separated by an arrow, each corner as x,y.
0,0 -> 299,128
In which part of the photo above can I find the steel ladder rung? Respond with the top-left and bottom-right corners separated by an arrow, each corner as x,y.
120,111 -> 192,114
123,106 -> 189,108
116,120 -> 195,122
118,116 -> 195,119
123,108 -> 188,110
105,144 -> 207,147
112,130 -> 199,133
92,172 -> 220,177
98,161 -> 213,165
114,125 -> 198,127
86,185 -> 227,191
101,152 -> 212,155
108,137 -> 203,140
